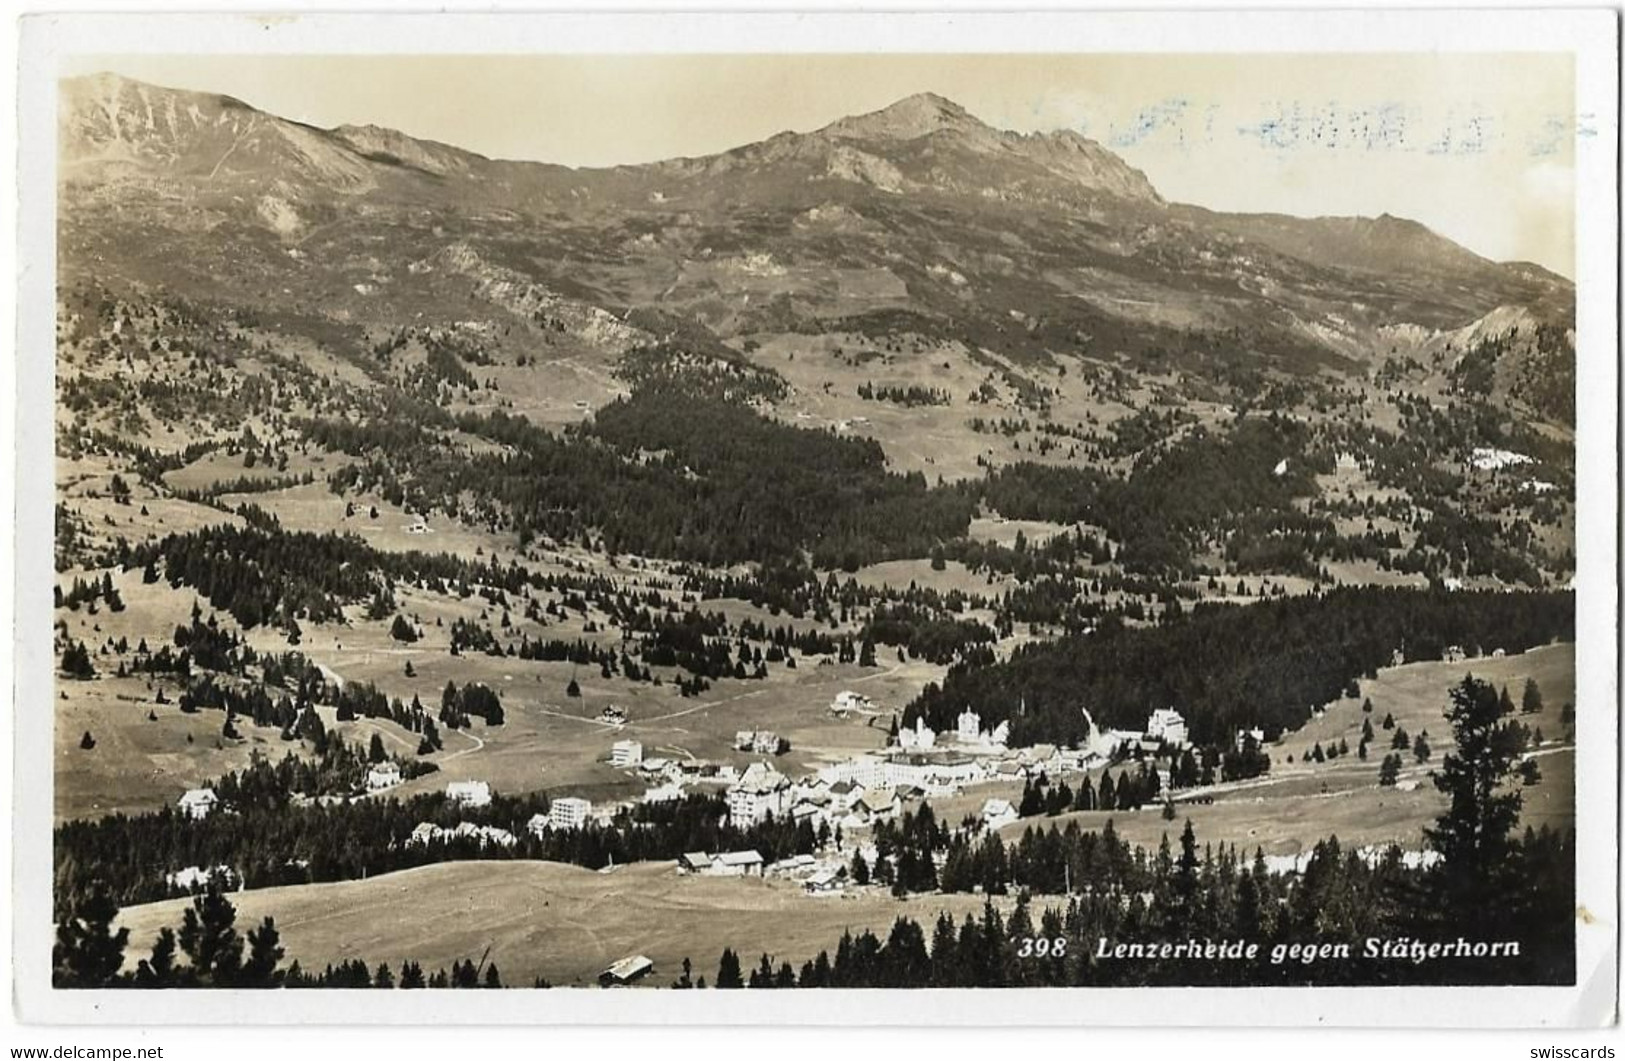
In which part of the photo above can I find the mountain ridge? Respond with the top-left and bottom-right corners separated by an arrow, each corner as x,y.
56,71 -> 1573,385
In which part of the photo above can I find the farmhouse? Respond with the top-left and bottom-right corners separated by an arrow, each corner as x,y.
366,762 -> 403,791
446,780 -> 492,808
828,779 -> 867,814
611,739 -> 644,767
733,730 -> 782,754
790,798 -> 831,828
804,867 -> 844,894
599,955 -> 654,987
637,757 -> 676,778
830,690 -> 874,714
178,788 -> 219,820
767,853 -> 818,877
840,800 -> 874,831
993,760 -> 1029,782
1235,727 -> 1266,751
166,864 -> 235,892
714,850 -> 766,877
792,777 -> 831,803
642,781 -> 684,804
548,796 -> 593,831
680,850 -> 766,877
981,798 -> 1019,830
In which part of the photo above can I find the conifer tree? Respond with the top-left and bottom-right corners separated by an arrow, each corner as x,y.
52,890 -> 129,987
134,928 -> 179,988
715,948 -> 744,988
239,917 -> 286,987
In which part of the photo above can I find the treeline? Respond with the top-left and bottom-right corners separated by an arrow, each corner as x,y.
126,526 -> 387,631
706,824 -> 1573,987
122,523 -> 565,639
978,416 -> 1330,576
315,380 -> 976,570
905,587 -> 1573,746
52,790 -> 830,916
857,382 -> 949,407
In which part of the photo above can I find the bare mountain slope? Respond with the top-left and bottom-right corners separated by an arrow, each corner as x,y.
58,73 -> 1572,388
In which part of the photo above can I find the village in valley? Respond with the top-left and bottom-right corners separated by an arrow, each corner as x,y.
49,69 -> 1579,991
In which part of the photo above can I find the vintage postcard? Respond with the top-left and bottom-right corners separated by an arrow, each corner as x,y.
11,8 -> 1620,1028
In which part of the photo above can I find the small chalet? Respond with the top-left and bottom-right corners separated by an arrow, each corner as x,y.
600,955 -> 655,987
178,788 -> 219,820
981,797 -> 1019,830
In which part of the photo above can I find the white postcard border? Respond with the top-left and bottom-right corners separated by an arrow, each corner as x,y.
13,6 -> 1620,1028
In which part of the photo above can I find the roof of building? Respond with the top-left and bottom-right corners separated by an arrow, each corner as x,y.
982,798 -> 1015,816
179,788 -> 217,802
602,955 -> 654,981
716,849 -> 764,866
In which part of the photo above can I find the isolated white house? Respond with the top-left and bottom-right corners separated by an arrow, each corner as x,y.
366,762 -> 403,791
831,690 -> 874,714
178,788 -> 219,820
734,730 -> 780,754
611,739 -> 644,767
599,955 -> 655,987
981,798 -> 1019,830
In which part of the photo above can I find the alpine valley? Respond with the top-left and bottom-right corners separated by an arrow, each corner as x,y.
51,73 -> 1577,991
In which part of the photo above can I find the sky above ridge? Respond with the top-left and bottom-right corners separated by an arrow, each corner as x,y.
64,52 -> 1578,277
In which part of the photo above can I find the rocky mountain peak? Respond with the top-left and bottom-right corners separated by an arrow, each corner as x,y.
820,92 -> 984,142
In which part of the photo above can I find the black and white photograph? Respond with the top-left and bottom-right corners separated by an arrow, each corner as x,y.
7,5 -> 1620,1039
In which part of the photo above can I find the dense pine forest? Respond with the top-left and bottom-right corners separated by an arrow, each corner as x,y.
904,586 -> 1574,746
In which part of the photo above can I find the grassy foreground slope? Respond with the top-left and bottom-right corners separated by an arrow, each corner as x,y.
113,860 -> 1000,988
